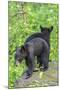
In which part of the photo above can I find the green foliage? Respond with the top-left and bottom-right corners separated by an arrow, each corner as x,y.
8,1 -> 58,88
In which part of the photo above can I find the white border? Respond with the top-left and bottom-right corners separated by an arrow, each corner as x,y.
9,0 -> 60,4
0,0 -> 8,90
0,0 -> 60,90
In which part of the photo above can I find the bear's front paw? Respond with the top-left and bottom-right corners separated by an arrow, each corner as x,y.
25,74 -> 31,79
25,70 -> 32,79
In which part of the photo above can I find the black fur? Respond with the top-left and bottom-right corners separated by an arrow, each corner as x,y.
26,26 -> 53,64
15,38 -> 49,79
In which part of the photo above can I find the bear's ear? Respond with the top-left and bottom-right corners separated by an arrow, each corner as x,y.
40,25 -> 43,32
21,45 -> 26,53
16,46 -> 21,50
49,26 -> 53,32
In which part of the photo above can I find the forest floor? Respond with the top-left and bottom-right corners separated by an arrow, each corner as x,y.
14,61 -> 58,88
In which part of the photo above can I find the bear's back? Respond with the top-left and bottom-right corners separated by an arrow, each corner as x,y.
25,38 -> 49,56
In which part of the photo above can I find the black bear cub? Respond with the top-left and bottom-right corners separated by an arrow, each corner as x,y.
15,38 -> 49,79
26,25 -> 53,65
26,25 -> 53,47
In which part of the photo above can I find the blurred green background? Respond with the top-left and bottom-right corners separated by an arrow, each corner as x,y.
8,1 -> 58,88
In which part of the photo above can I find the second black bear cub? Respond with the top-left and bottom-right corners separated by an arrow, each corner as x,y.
15,38 -> 49,79
26,25 -> 53,47
26,25 -> 53,65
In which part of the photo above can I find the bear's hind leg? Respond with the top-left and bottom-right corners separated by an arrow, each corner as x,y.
40,52 -> 49,71
37,55 -> 43,68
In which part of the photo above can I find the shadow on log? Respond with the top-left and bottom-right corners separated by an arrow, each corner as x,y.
14,61 -> 58,88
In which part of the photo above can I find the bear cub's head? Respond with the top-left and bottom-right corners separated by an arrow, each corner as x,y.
15,46 -> 27,66
40,25 -> 53,33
